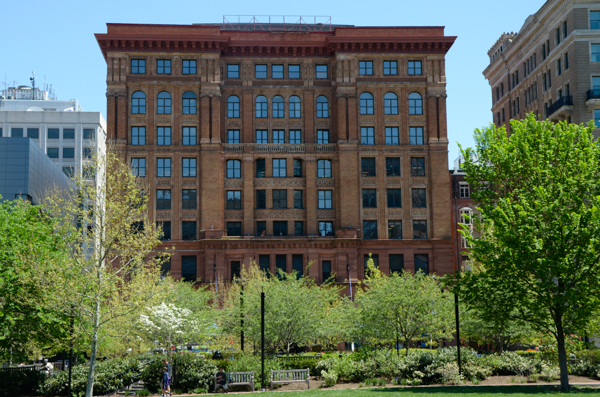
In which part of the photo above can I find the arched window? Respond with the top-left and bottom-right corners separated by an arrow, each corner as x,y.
256,95 -> 268,118
228,95 -> 240,118
359,92 -> 374,115
157,91 -> 172,114
226,160 -> 241,179
131,91 -> 146,114
182,91 -> 197,115
316,95 -> 329,118
289,96 -> 301,118
384,92 -> 398,115
408,92 -> 423,115
272,96 -> 284,118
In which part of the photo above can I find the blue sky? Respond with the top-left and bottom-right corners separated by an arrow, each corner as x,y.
1,0 -> 544,166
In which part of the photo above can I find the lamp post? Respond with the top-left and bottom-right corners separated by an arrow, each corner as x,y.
455,283 -> 461,375
260,287 -> 265,391
233,278 -> 249,352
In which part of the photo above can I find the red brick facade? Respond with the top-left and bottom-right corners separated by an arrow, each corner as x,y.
95,23 -> 456,285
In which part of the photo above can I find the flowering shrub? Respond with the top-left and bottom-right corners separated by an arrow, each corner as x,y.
538,332 -> 582,363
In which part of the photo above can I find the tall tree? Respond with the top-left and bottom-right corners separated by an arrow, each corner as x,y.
43,151 -> 166,397
459,115 -> 600,391
355,260 -> 454,355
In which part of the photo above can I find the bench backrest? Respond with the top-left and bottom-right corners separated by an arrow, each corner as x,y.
218,372 -> 253,383
271,369 -> 309,381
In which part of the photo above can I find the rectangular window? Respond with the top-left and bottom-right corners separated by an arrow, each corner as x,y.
359,60 -> 373,75
273,130 -> 285,144
273,159 -> 287,177
227,190 -> 242,210
556,27 -> 561,45
361,157 -> 376,177
413,220 -> 428,239
592,11 -> 600,29
182,221 -> 197,241
259,254 -> 270,273
322,260 -> 332,281
256,159 -> 266,178
62,128 -> 74,139
181,256 -> 197,282
182,127 -> 197,145
315,65 -> 328,79
542,43 -> 547,60
363,220 -> 378,240
319,221 -> 334,237
557,59 -> 562,75
48,128 -> 59,139
294,221 -> 304,236
592,44 -> 600,62
563,20 -> 568,38
47,148 -> 59,158
288,64 -> 300,79
231,260 -> 241,281
459,183 -> 470,198
131,59 -> 146,74
293,159 -> 302,177
387,189 -> 402,208
272,189 -> 287,209
412,188 -> 427,208
289,130 -> 301,144
182,60 -> 197,74
317,130 -> 329,144
255,64 -> 267,78
156,189 -> 171,210
595,109 -> 600,128
256,190 -> 266,209
27,128 -> 39,139
83,147 -> 93,159
62,167 -> 74,177
227,222 -> 242,236
388,221 -> 402,239
83,128 -> 95,140
362,189 -> 377,208
157,221 -> 171,241
564,52 -> 569,70
389,254 -> 404,273
272,64 -> 284,79
228,129 -> 240,143
11,128 -> 23,137
157,127 -> 171,145
63,148 -> 74,159
364,254 -> 379,277
385,127 -> 399,145
157,59 -> 171,74
132,158 -> 146,177
410,157 -> 425,177
157,158 -> 171,177
415,254 -> 429,274
256,130 -> 268,144
294,190 -> 303,209
256,221 -> 267,237
317,159 -> 332,178
276,254 -> 287,275
361,127 -> 375,145
132,127 -> 145,145
383,60 -> 398,75
227,64 -> 240,78
408,60 -> 422,75
318,190 -> 332,209
273,221 -> 288,236
386,157 -> 400,177
182,158 -> 196,177
410,126 -> 424,145
182,189 -> 197,209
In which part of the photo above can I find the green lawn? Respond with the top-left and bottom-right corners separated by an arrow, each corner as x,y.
252,386 -> 600,396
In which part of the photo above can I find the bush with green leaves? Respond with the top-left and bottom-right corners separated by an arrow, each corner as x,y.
280,358 -> 320,376
482,351 -> 541,377
141,353 -> 216,394
321,370 -> 338,387
0,369 -> 46,397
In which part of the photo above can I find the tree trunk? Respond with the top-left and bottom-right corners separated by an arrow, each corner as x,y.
404,340 -> 410,356
555,318 -> 570,392
86,300 -> 101,397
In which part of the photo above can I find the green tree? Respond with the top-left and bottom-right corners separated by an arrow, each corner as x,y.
0,197 -> 70,362
459,115 -> 600,391
42,151 -> 166,397
222,264 -> 342,355
354,260 -> 454,355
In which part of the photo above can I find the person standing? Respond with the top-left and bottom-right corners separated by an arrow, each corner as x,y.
161,366 -> 171,397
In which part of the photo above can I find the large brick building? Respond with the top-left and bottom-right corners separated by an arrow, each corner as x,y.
484,0 -> 600,132
95,20 -> 456,285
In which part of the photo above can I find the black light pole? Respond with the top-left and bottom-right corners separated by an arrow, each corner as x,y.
68,305 -> 74,397
240,284 -> 244,352
260,288 -> 265,391
455,285 -> 461,374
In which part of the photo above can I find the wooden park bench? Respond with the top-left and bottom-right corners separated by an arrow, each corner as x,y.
270,369 -> 310,390
214,371 -> 255,392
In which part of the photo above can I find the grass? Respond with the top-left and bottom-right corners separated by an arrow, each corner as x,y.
244,386 -> 600,396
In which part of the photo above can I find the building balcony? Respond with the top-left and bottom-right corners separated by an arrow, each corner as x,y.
546,95 -> 573,121
586,89 -> 600,107
223,143 -> 336,153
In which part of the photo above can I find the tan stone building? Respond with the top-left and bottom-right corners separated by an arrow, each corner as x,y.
484,0 -> 600,132
95,20 -> 456,286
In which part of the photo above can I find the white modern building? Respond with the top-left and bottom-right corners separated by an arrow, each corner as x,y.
0,86 -> 106,177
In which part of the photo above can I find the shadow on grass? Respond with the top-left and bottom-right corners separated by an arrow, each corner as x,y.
363,385 -> 600,394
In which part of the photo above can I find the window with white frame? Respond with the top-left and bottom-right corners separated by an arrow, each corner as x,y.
459,182 -> 470,198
